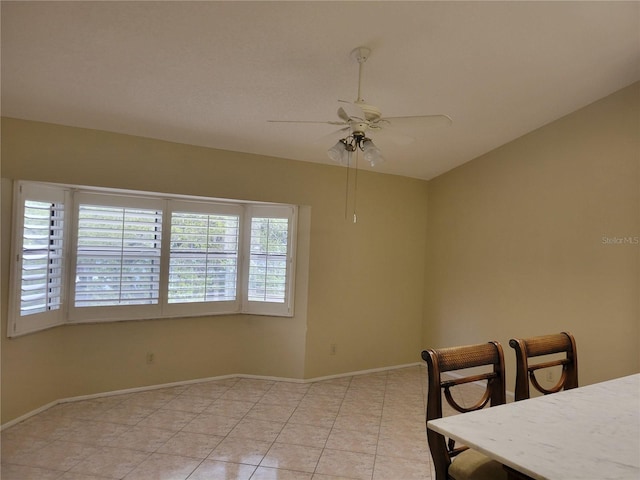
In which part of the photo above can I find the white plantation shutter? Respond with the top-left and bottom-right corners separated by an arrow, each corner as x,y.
243,205 -> 296,316
75,205 -> 162,306
69,193 -> 163,321
21,200 -> 65,314
248,217 -> 288,302
9,182 -> 68,336
167,203 -> 241,314
9,181 -> 299,334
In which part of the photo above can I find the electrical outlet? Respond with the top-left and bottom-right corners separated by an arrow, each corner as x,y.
146,352 -> 155,364
330,344 -> 337,356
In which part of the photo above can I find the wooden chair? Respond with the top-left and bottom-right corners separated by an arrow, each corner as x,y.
422,341 -> 508,480
509,331 -> 578,401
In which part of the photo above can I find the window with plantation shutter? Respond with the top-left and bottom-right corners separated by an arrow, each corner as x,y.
249,217 -> 288,302
21,200 -> 65,315
9,181 -> 298,336
9,182 -> 68,336
165,203 -> 241,315
73,196 -> 162,311
243,206 -> 296,316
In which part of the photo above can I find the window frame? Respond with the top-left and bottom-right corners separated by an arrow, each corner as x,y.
8,180 -> 298,337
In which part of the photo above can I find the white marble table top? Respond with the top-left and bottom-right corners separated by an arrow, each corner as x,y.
427,373 -> 640,480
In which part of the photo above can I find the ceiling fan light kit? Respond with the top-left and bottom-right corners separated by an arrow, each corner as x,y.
327,132 -> 384,167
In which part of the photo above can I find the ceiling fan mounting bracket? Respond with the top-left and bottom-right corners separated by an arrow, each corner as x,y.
350,46 -> 371,64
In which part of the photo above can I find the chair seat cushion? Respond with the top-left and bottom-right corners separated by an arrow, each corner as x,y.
449,448 -> 508,480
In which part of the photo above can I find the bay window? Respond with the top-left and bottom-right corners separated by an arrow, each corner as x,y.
8,181 -> 297,337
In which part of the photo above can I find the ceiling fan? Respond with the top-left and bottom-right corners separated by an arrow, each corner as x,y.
268,46 -> 452,167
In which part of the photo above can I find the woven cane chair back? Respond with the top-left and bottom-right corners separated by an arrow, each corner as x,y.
509,331 -> 578,401
422,341 -> 507,480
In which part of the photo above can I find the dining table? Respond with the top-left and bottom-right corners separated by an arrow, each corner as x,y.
427,373 -> 640,480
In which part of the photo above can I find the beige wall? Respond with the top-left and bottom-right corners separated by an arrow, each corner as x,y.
1,118 -> 428,423
423,82 -> 640,389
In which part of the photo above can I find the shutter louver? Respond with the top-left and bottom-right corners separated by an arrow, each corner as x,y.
75,204 -> 162,307
169,212 -> 239,303
248,217 -> 288,303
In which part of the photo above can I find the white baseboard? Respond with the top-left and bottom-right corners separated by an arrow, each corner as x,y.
306,362 -> 423,383
1,400 -> 60,431
1,362 -> 423,431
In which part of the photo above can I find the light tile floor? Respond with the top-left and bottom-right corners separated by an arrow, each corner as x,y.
1,366 -> 440,480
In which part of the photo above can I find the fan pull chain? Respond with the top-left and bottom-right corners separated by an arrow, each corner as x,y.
343,149 -> 359,223
353,149 -> 359,223
344,153 -> 351,221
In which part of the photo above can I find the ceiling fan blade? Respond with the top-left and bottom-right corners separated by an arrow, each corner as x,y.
337,100 -> 365,121
267,120 -> 347,126
380,114 -> 453,128
337,107 -> 351,123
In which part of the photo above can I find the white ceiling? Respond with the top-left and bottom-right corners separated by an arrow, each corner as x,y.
2,1 -> 639,180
